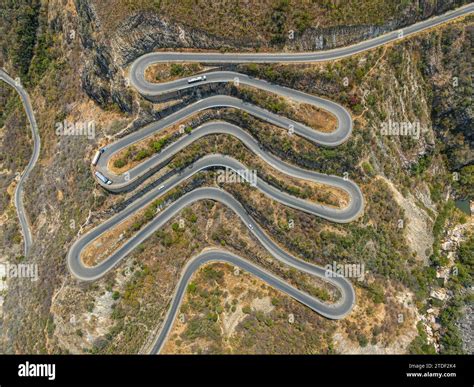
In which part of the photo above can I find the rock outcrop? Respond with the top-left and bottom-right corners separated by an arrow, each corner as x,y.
76,0 -> 470,116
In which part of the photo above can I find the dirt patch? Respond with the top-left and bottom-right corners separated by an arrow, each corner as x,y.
251,296 -> 274,314
291,101 -> 338,133
334,282 -> 419,354
376,175 -> 434,262
145,63 -> 209,83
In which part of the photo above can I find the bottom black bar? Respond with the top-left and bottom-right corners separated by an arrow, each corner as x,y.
0,355 -> 471,386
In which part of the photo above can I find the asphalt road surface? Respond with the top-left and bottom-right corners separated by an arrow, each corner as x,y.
0,69 -> 41,256
66,4 -> 473,354
149,248 -> 355,353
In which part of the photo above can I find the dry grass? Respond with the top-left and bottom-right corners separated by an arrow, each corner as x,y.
93,0 -> 423,42
293,102 -> 337,133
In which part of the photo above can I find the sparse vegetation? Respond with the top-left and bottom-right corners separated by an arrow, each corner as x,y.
1,1 -> 472,357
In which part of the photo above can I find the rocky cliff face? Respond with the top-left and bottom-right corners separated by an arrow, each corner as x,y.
421,22 -> 473,171
293,0 -> 469,51
76,0 -> 469,115
1,0 -> 470,355
111,13 -> 233,66
75,0 -> 133,113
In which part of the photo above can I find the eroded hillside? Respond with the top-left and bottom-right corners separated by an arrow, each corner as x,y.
0,0 -> 471,355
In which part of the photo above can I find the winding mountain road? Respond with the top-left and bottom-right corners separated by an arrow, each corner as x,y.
66,4 -> 473,354
0,69 -> 41,256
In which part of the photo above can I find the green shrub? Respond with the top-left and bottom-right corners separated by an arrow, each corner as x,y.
113,158 -> 127,168
134,149 -> 151,161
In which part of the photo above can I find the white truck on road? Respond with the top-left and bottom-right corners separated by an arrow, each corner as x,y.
95,171 -> 112,185
92,147 -> 107,166
187,75 -> 206,84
